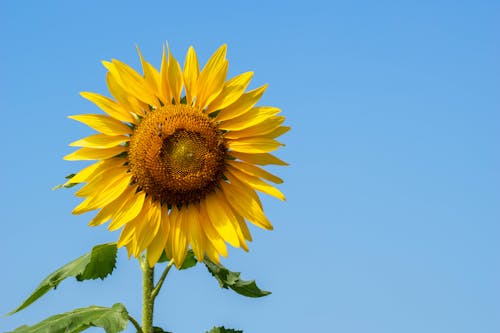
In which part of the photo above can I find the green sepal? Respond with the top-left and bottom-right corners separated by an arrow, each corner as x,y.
157,249 -> 197,270
158,251 -> 169,263
153,327 -> 173,333
209,110 -> 220,119
203,258 -> 271,298
206,326 -> 243,333
6,303 -> 129,333
52,173 -> 78,190
180,250 -> 197,270
8,243 -> 117,315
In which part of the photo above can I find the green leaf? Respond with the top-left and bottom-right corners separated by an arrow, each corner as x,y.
179,250 -> 197,270
8,243 -> 117,315
153,327 -> 172,333
76,243 -> 117,281
6,303 -> 129,333
206,326 -> 243,333
203,259 -> 271,298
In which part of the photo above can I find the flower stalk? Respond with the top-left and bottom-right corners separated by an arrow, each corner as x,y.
140,257 -> 155,333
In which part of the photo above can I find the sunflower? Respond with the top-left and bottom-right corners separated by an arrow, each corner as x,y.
64,44 -> 288,267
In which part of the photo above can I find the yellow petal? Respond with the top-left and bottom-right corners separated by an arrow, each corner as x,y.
183,46 -> 199,105
88,187 -> 132,227
223,116 -> 285,139
231,214 -> 249,252
227,138 -> 283,154
126,240 -> 138,258
160,46 -> 172,105
106,71 -> 146,116
196,45 -> 228,109
186,204 -> 206,262
68,114 -> 132,136
215,85 -> 267,122
228,166 -> 285,201
221,179 -> 273,230
165,206 -> 178,260
117,205 -> 147,248
206,72 -> 253,113
117,222 -> 135,248
204,240 -> 221,265
80,92 -> 135,124
80,172 -> 131,210
73,158 -> 126,186
126,200 -> 152,254
199,201 -> 228,257
105,59 -> 159,108
229,151 -> 289,166
88,204 -> 114,227
136,46 -> 161,98
108,190 -> 146,231
147,204 -> 170,267
204,191 -> 240,248
69,134 -> 129,148
265,126 -> 291,139
224,171 -> 262,208
228,160 -> 283,184
235,213 -> 252,242
219,106 -> 280,131
75,162 -> 128,197
64,146 -> 127,161
73,172 -> 132,214
67,161 -> 103,185
136,199 -> 162,251
213,190 -> 248,251
170,206 -> 188,267
167,46 -> 184,104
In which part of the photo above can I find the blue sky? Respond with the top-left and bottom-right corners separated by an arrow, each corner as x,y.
1,1 -> 499,332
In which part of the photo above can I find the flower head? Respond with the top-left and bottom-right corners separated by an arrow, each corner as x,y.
65,44 -> 288,267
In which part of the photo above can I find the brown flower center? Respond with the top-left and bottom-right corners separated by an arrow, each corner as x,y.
128,104 -> 227,206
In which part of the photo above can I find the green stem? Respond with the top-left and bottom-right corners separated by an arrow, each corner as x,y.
140,257 -> 155,333
128,314 -> 144,333
152,259 -> 174,300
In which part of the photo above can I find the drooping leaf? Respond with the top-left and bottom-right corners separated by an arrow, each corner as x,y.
6,303 -> 128,333
204,259 -> 271,298
153,327 -> 173,333
206,326 -> 243,333
179,250 -> 197,270
8,243 -> 117,315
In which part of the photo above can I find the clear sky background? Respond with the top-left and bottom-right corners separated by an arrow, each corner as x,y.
1,1 -> 499,332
